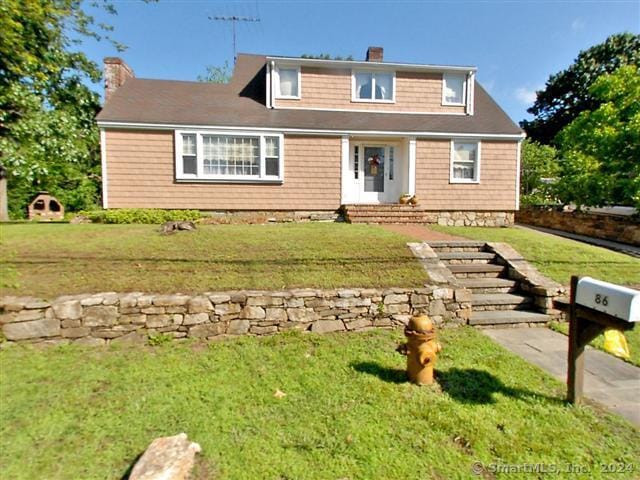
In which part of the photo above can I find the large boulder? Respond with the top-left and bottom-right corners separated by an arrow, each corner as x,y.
129,433 -> 201,480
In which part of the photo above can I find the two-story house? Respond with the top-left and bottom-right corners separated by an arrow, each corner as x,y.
96,47 -> 524,225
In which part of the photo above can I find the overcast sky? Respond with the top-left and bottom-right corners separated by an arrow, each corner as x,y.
82,0 -> 640,123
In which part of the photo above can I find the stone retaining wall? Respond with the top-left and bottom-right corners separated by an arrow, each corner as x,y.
0,287 -> 471,346
516,207 -> 639,246
432,211 -> 514,227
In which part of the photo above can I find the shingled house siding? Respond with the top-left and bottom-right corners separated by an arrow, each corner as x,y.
415,139 -> 518,211
105,129 -> 342,210
275,67 -> 465,114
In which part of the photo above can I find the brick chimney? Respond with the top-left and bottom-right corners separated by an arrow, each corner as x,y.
104,57 -> 135,101
366,46 -> 384,62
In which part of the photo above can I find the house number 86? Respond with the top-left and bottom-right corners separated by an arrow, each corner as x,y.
595,294 -> 609,306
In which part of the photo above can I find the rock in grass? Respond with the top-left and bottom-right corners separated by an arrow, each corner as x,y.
129,433 -> 201,480
160,221 -> 197,235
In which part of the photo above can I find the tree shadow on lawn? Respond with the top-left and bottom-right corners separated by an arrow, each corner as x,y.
352,362 -> 564,405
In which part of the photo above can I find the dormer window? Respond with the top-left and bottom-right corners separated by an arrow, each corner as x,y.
352,71 -> 395,102
275,66 -> 300,99
443,73 -> 467,106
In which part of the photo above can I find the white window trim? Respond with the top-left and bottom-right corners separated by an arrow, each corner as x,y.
274,65 -> 301,100
174,130 -> 285,183
449,139 -> 481,184
442,73 -> 467,107
351,70 -> 396,103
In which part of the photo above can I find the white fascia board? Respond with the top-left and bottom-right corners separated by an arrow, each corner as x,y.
267,56 -> 477,74
97,121 -> 525,141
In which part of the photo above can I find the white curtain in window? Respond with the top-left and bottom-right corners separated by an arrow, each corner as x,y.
375,73 -> 393,100
454,143 -> 476,161
355,72 -> 373,99
279,68 -> 298,97
445,74 -> 465,104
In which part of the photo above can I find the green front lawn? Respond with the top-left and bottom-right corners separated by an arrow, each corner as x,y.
431,225 -> 640,287
1,328 -> 637,479
0,223 -> 427,298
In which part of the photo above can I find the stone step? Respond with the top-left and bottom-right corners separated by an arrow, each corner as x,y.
438,252 -> 496,264
343,204 -> 428,212
427,241 -> 486,248
472,293 -> 533,311
470,310 -> 551,326
448,264 -> 506,278
457,278 -> 519,293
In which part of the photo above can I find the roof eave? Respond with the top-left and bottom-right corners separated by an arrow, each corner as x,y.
265,56 -> 477,73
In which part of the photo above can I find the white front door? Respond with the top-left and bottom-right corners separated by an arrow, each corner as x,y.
349,143 -> 398,203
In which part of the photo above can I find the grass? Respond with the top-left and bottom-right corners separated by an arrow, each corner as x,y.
550,321 -> 640,367
1,328 -> 638,479
0,223 -> 427,298
431,225 -> 640,287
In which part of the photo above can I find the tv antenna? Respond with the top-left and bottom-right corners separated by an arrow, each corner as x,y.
209,15 -> 260,63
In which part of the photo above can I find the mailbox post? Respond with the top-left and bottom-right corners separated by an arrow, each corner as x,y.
567,276 -> 639,404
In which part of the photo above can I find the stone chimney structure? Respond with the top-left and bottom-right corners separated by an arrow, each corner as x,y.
366,46 -> 384,62
104,57 -> 135,102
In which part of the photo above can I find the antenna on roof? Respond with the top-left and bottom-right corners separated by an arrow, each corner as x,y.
209,15 -> 260,64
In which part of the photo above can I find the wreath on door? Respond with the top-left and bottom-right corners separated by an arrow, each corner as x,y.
368,154 -> 380,175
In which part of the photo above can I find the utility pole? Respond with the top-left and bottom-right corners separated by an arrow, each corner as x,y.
209,15 -> 260,64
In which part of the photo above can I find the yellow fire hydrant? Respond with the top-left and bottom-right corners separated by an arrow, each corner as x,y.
397,314 -> 442,385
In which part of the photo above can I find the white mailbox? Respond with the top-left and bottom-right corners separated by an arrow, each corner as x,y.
575,277 -> 640,322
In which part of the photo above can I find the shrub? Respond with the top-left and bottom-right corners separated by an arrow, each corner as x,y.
75,208 -> 203,224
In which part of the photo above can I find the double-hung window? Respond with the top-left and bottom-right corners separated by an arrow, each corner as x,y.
176,131 -> 284,182
442,73 -> 467,106
450,140 -> 480,183
275,66 -> 300,99
353,71 -> 395,102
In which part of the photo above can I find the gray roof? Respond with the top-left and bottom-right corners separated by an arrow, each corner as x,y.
97,54 -> 522,136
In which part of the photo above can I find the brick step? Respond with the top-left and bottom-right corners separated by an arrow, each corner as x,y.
343,204 -> 429,212
449,264 -> 506,278
457,278 -> 519,293
470,310 -> 551,326
345,210 -> 430,218
347,216 -> 430,224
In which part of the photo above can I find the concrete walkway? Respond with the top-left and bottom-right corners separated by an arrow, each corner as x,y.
516,224 -> 640,258
482,327 -> 640,427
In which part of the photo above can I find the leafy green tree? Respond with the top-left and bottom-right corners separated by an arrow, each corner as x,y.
0,0 -> 142,218
198,61 -> 232,83
520,140 -> 560,205
555,65 -> 640,208
521,33 -> 640,145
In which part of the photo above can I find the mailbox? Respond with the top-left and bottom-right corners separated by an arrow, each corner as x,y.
575,277 -> 640,323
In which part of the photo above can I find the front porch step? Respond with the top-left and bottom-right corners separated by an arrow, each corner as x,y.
438,252 -> 496,264
470,310 -> 551,326
343,204 -> 429,212
347,215 -> 431,224
448,264 -> 506,278
342,204 -> 433,224
457,278 -> 519,293
472,293 -> 533,311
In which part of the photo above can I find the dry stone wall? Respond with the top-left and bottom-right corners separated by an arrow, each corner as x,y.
0,287 -> 471,347
516,207 -> 639,246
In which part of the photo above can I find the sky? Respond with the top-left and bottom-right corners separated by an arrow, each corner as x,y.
82,0 -> 640,123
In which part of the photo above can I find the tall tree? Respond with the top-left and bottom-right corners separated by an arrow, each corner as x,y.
519,139 -> 559,205
0,0 -> 135,218
555,65 -> 640,208
521,33 -> 640,145
198,61 -> 232,83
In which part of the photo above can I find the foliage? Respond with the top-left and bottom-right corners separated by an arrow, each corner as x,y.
0,0 -> 127,218
197,61 -> 232,83
147,332 -> 173,346
1,329 -> 638,479
555,66 -> 640,208
431,225 -> 640,287
76,208 -> 203,224
301,53 -> 354,60
0,223 -> 426,297
521,33 -> 640,145
519,139 -> 560,205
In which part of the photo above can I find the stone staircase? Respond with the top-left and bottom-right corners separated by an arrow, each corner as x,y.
342,204 -> 431,224
428,241 -> 553,326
